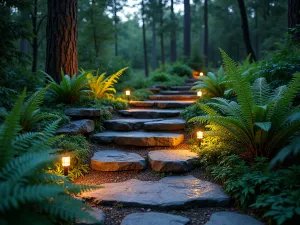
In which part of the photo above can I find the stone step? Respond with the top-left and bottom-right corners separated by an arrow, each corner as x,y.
92,131 -> 184,147
149,87 -> 160,93
121,212 -> 190,225
152,85 -> 168,90
149,95 -> 198,101
81,175 -> 230,209
129,100 -> 194,109
144,119 -> 186,131
56,119 -> 94,135
104,118 -> 162,131
91,150 -> 146,171
118,109 -> 182,118
170,86 -> 192,91
65,107 -> 113,119
185,78 -> 202,83
159,90 -> 197,95
148,150 -> 198,172
205,212 -> 264,225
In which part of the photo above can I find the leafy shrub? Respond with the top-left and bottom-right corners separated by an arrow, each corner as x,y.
192,67 -> 228,98
190,50 -> 300,159
210,155 -> 300,225
95,98 -> 128,110
87,67 -> 128,99
0,90 -> 97,224
167,63 -> 192,77
49,135 -> 91,181
0,86 -> 17,109
181,102 -> 205,121
130,88 -> 153,101
45,71 -> 91,104
187,46 -> 204,71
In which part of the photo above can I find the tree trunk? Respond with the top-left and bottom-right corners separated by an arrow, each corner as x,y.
113,0 -> 118,56
288,0 -> 300,42
203,0 -> 208,67
255,6 -> 259,60
142,0 -> 149,77
159,0 -> 165,65
90,0 -> 99,57
46,0 -> 78,82
170,0 -> 176,62
184,0 -> 191,57
237,0 -> 256,61
20,11 -> 29,58
32,0 -> 38,73
152,20 -> 158,70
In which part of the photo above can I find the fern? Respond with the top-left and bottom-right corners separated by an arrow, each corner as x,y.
87,67 -> 128,99
0,91 -> 101,224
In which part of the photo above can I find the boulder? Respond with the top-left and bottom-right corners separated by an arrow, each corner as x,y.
56,119 -> 94,135
205,212 -> 264,225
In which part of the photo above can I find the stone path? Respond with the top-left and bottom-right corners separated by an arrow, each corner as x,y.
67,77 -> 263,224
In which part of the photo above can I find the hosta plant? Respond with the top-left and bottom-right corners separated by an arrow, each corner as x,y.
45,71 -> 91,104
87,67 -> 128,99
0,91 -> 98,224
190,50 -> 300,158
192,67 -> 229,98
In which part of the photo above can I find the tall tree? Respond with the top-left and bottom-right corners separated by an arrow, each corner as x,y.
45,0 -> 78,82
149,0 -> 158,70
170,0 -> 177,62
184,0 -> 191,57
237,0 -> 256,61
141,0 -> 149,77
159,0 -> 165,65
203,0 -> 208,67
90,0 -> 99,57
288,0 -> 300,42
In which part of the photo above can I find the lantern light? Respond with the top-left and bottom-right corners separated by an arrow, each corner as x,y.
196,131 -> 203,147
199,72 -> 204,76
125,90 -> 131,101
197,90 -> 202,97
62,156 -> 70,176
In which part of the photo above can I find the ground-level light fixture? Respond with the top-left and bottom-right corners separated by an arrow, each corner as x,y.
199,72 -> 204,76
62,156 -> 70,176
197,131 -> 203,147
125,90 -> 131,101
197,90 -> 202,97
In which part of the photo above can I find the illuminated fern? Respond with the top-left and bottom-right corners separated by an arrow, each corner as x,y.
87,67 -> 128,99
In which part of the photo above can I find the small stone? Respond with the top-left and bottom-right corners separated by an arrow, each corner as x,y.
121,212 -> 190,225
56,119 -> 94,135
76,208 -> 105,225
205,212 -> 264,225
148,150 -> 198,172
91,150 -> 146,171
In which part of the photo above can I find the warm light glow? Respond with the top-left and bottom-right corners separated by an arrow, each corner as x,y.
125,90 -> 131,96
199,72 -> 204,76
197,91 -> 202,97
62,156 -> 70,167
197,131 -> 203,139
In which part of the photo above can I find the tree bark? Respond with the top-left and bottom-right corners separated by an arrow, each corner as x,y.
32,0 -> 38,73
237,0 -> 256,61
288,0 -> 300,42
170,0 -> 176,62
46,0 -> 78,82
142,0 -> 149,77
184,0 -> 191,57
113,0 -> 118,56
152,20 -> 158,70
20,11 -> 30,59
159,0 -> 165,65
203,0 -> 208,67
90,0 -> 99,57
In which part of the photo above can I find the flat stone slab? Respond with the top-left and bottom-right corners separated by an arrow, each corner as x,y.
205,212 -> 264,225
130,101 -> 194,109
152,85 -> 168,89
104,118 -> 162,131
148,150 -> 198,172
91,150 -> 146,171
170,86 -> 192,91
92,131 -> 184,146
76,208 -> 105,225
144,119 -> 186,131
121,212 -> 190,225
150,87 -> 160,93
65,108 -> 109,118
118,109 -> 182,118
186,78 -> 202,83
82,175 -> 230,209
149,95 -> 198,101
160,90 -> 197,95
56,119 -> 94,135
